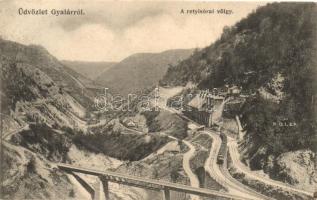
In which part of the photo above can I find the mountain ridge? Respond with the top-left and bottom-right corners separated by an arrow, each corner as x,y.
160,2 -> 317,188
0,38 -> 97,109
0,38 -> 96,129
62,60 -> 116,80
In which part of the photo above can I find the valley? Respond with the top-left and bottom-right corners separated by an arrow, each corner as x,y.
1,2 -> 316,200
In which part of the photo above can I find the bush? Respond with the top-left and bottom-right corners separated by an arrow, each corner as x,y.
69,189 -> 75,197
13,124 -> 72,162
26,157 -> 36,174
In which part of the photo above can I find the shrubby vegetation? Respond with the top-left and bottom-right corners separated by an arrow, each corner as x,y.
26,157 -> 37,174
142,110 -> 188,139
0,63 -> 38,112
162,3 -> 316,91
72,131 -> 169,161
240,94 -> 316,170
10,121 -> 170,162
11,124 -> 72,162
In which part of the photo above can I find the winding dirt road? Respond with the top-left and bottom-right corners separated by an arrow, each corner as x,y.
202,130 -> 270,200
182,140 -> 201,200
2,125 -> 30,141
227,136 -> 314,197
153,87 -> 202,199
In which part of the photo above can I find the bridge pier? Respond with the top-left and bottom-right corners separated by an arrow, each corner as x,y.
100,177 -> 110,200
93,179 -> 101,200
58,164 -> 248,200
162,188 -> 170,200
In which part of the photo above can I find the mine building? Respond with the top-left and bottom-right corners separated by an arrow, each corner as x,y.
227,85 -> 242,96
183,90 -> 224,127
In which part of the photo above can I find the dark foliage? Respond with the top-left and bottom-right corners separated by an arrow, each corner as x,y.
161,3 -> 317,157
26,157 -> 37,174
142,110 -> 188,139
11,124 -> 72,162
73,131 -> 169,161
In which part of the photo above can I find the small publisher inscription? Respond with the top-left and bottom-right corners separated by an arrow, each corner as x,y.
273,122 -> 297,127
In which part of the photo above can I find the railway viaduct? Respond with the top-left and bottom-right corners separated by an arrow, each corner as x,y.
58,163 -> 250,200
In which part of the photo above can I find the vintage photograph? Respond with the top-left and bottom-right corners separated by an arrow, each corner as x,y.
0,1 -> 316,200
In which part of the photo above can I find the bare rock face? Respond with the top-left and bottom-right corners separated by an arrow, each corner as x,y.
2,144 -> 79,200
273,150 -> 316,192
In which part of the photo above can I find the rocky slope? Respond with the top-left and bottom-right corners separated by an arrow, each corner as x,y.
266,150 -> 316,192
1,142 -> 84,200
0,38 -> 96,110
0,39 -> 98,129
0,39 -> 97,199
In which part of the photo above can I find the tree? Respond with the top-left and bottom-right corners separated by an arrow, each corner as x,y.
170,169 -> 179,182
152,169 -> 159,179
69,189 -> 75,197
26,157 -> 37,174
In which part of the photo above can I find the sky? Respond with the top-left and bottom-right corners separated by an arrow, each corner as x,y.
0,0 -> 265,62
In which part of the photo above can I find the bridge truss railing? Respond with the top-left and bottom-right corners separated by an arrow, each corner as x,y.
58,163 -> 251,200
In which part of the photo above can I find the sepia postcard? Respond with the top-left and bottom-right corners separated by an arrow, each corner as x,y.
0,1 -> 316,200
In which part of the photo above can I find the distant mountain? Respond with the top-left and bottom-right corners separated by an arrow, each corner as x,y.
62,60 -> 116,80
62,64 -> 104,90
95,49 -> 194,95
161,2 -> 317,185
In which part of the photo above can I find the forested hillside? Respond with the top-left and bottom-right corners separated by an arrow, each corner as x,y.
96,49 -> 194,95
62,60 -> 116,80
161,3 -> 317,170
